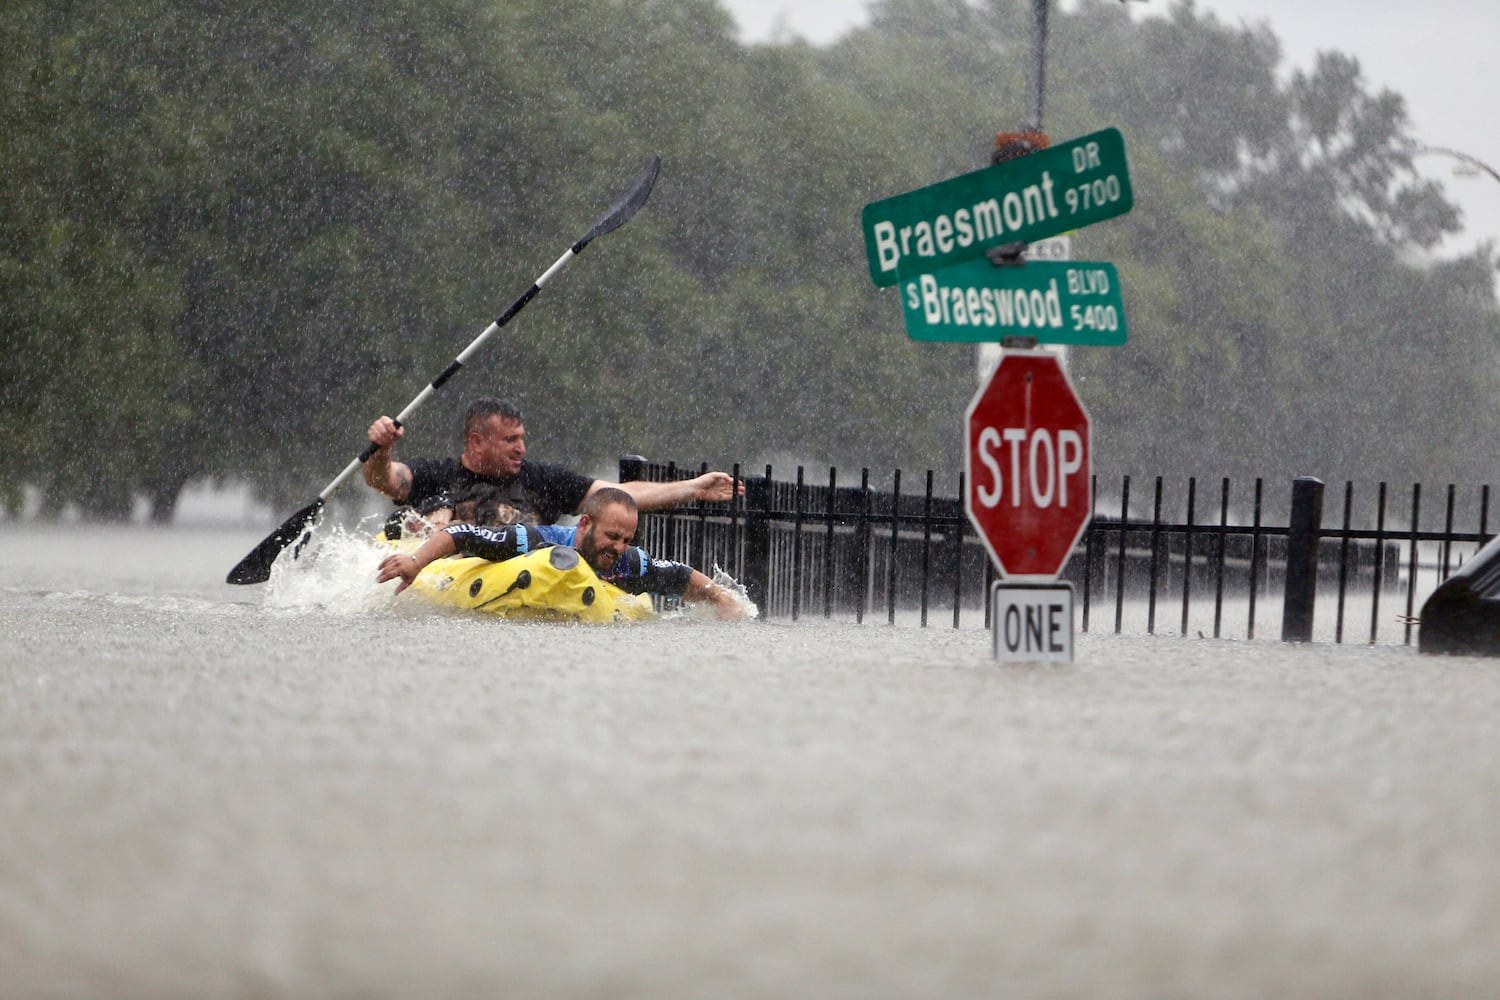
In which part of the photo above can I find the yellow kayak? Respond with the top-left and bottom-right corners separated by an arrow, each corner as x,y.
400,542 -> 657,624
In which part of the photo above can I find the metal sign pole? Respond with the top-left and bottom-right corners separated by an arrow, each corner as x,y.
1026,0 -> 1049,131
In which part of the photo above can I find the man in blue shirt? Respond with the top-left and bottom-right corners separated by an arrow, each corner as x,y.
375,487 -> 747,620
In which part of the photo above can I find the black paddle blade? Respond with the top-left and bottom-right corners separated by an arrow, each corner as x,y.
579,155 -> 661,248
226,498 -> 326,585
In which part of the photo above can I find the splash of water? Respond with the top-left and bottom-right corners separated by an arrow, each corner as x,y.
262,516 -> 402,615
673,563 -> 758,621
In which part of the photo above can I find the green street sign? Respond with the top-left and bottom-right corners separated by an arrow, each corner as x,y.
861,128 -> 1132,287
901,259 -> 1127,345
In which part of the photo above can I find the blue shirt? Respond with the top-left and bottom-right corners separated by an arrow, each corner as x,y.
443,523 -> 695,597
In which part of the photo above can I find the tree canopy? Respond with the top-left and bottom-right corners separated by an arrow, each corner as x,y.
3,0 -> 1496,520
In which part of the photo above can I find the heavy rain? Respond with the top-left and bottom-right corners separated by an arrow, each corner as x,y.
4,1 -> 1500,996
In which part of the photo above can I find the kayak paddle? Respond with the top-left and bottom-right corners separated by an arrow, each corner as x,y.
226,155 -> 662,585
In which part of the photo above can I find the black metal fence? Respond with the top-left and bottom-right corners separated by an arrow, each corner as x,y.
621,459 -> 1495,645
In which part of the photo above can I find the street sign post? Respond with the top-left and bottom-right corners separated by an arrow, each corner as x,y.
862,127 -> 1132,287
903,259 -> 1126,345
964,350 -> 1091,580
978,234 -> 1072,382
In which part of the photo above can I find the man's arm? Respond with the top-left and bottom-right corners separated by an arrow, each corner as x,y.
590,471 -> 744,512
375,523 -> 538,594
363,416 -> 414,502
612,549 -> 746,621
375,530 -> 457,594
682,569 -> 748,621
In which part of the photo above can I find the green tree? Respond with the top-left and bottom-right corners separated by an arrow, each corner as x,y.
4,0 -> 1496,524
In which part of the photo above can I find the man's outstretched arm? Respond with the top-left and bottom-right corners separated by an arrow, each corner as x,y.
682,569 -> 748,621
377,523 -> 545,593
594,471 -> 744,512
375,530 -> 457,594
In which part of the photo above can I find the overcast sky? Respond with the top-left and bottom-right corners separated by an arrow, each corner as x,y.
722,0 -> 1500,259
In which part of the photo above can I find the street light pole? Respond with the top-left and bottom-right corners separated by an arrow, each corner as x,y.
1417,145 -> 1500,188
1025,0 -> 1050,131
1024,1 -> 1148,136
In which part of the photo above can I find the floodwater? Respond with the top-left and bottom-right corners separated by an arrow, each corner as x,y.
3,522 -> 1499,998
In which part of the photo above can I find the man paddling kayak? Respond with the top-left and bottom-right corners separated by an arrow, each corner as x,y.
375,487 -> 747,621
364,397 -> 740,528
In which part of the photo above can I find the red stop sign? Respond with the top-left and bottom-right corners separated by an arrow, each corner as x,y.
965,351 -> 1091,579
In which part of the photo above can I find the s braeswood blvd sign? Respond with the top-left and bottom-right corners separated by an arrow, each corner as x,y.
861,128 -> 1132,288
901,259 -> 1126,345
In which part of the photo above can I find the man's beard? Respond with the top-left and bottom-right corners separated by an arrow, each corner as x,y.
577,528 -> 613,574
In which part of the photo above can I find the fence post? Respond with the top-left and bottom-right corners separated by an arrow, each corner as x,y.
744,471 -> 773,619
618,454 -> 649,483
1281,475 -> 1324,642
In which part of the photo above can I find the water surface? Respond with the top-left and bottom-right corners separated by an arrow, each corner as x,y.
2,524 -> 1497,997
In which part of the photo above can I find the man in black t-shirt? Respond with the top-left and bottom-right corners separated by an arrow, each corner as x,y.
363,396 -> 741,528
401,454 -> 593,527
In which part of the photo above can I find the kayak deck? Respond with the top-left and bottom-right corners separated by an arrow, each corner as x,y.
403,543 -> 657,623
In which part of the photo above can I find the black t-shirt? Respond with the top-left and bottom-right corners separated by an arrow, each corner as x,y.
403,457 -> 594,526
